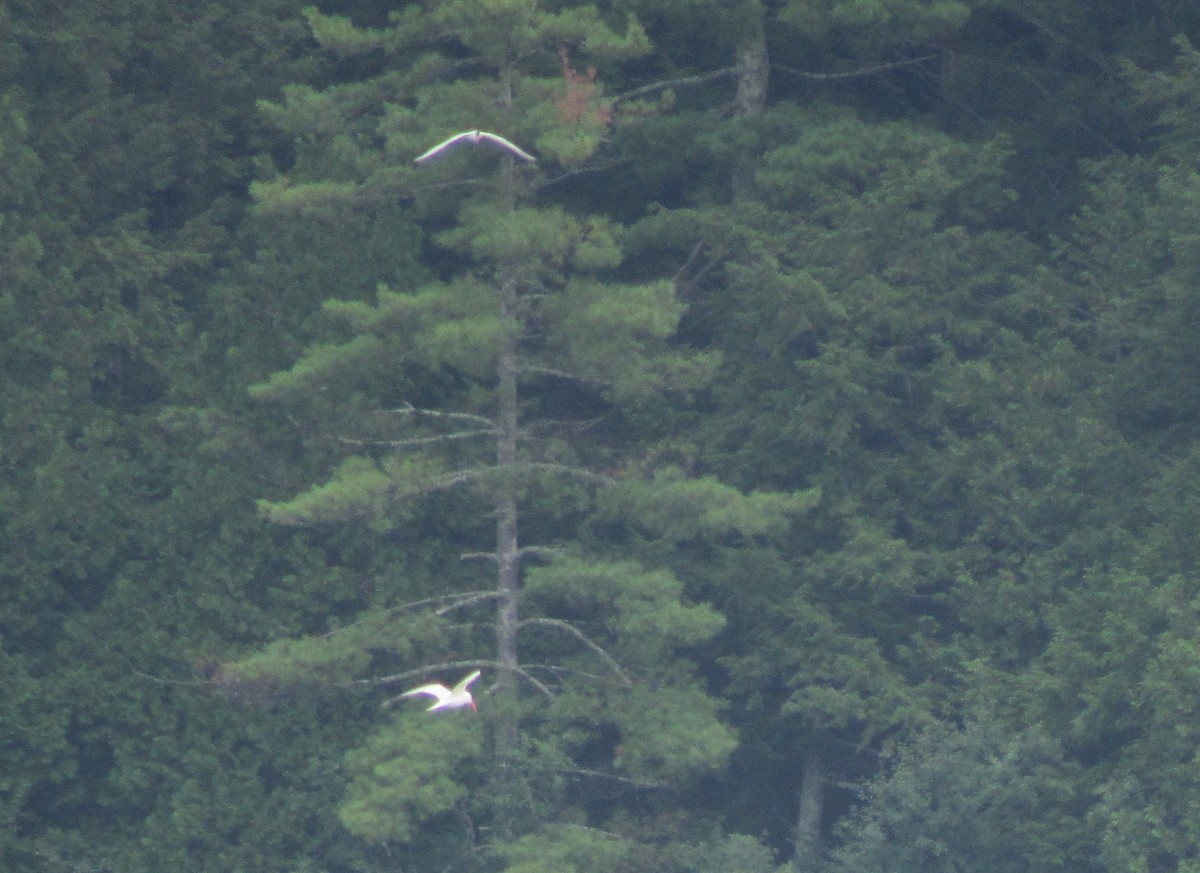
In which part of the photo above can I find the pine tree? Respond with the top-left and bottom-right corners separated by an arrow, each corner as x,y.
217,2 -> 814,864
1015,39 -> 1200,872
617,53 -> 1046,859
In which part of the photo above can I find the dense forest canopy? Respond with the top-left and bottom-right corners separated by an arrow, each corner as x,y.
3,1 -> 1200,871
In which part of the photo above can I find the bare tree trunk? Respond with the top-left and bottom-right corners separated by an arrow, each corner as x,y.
794,748 -> 825,863
734,18 -> 768,117
494,309 -> 520,751
731,12 -> 768,202
491,66 -> 524,833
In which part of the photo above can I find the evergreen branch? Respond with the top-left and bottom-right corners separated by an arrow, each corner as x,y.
773,55 -> 939,81
519,618 -> 633,685
612,67 -> 739,105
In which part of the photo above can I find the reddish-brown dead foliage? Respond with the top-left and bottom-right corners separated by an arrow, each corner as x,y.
556,47 -> 612,129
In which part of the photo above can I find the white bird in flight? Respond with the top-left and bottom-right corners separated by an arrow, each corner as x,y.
400,669 -> 482,712
414,131 -> 536,164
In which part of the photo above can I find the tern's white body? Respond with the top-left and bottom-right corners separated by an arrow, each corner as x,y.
400,669 -> 482,712
413,130 -> 536,164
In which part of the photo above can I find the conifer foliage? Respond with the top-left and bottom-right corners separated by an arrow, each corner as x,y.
8,1 -> 1200,871
228,0 -> 752,864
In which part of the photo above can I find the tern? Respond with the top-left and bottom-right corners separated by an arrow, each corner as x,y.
413,131 -> 536,164
400,669 -> 482,712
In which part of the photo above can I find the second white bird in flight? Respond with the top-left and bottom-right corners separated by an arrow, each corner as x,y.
400,669 -> 482,712
414,131 -> 536,164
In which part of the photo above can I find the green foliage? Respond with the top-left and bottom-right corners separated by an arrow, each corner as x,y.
222,606 -> 423,689
522,555 -> 737,782
248,334 -> 390,401
0,646 -> 70,864
778,0 -> 971,42
118,694 -> 371,873
610,683 -> 738,779
599,468 -> 819,541
830,716 -> 1088,873
9,0 -> 1200,870
257,455 -> 438,527
498,825 -> 636,873
340,712 -> 485,843
1126,36 -> 1200,165
525,556 -> 725,654
235,2 -> 755,867
675,833 -> 795,873
304,6 -> 391,54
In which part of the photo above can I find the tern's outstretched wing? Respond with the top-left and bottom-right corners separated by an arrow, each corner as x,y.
413,131 -> 476,164
452,670 -> 482,695
413,130 -> 535,164
400,683 -> 452,702
476,132 -> 536,162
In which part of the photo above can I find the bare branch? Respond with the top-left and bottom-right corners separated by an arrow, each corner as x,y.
517,545 -> 566,561
519,364 -> 611,388
672,240 -> 727,297
335,428 -> 496,449
773,55 -> 938,82
462,544 -> 562,564
371,660 -> 488,699
672,241 -> 707,287
561,768 -> 663,790
535,158 -> 628,191
363,460 -> 612,503
379,661 -> 488,685
460,550 -> 497,563
384,590 -> 498,617
309,591 -> 497,641
435,591 -> 502,616
414,466 -> 496,492
612,67 -> 739,106
132,669 -> 210,687
382,402 -> 497,429
519,618 -> 632,685
522,415 -> 606,435
520,662 -> 611,683
521,462 -> 617,487
511,666 -> 555,698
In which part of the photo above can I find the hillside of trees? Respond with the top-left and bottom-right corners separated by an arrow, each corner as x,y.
3,1 -> 1200,871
